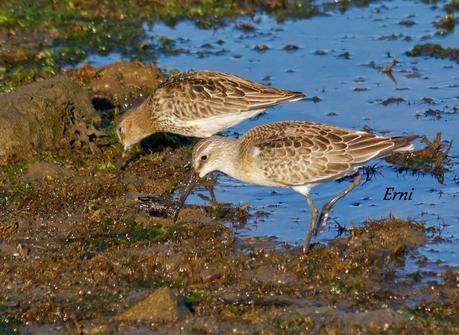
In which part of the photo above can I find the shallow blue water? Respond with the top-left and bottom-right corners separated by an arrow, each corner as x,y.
89,1 -> 459,268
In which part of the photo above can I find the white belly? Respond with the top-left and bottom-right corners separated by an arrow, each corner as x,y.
179,109 -> 265,137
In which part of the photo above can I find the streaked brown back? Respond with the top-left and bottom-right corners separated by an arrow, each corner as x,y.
146,71 -> 305,121
239,121 -> 417,186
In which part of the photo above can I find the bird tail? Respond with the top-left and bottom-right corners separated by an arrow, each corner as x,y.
390,135 -> 419,152
286,91 -> 306,102
246,90 -> 306,110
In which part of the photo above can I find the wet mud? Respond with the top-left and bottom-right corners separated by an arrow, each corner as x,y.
0,61 -> 457,334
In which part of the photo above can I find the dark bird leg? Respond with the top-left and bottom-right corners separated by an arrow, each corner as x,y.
173,172 -> 200,222
205,172 -> 218,205
304,193 -> 319,252
315,173 -> 362,235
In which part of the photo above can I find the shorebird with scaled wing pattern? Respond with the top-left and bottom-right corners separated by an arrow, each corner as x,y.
116,70 -> 305,160
173,121 -> 418,251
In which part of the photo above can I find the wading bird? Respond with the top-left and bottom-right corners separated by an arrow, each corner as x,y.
116,70 -> 305,160
173,121 -> 417,251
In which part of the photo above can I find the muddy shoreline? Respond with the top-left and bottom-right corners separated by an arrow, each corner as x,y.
0,61 -> 456,334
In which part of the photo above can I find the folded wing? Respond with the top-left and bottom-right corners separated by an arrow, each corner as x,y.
240,121 -> 417,186
152,71 -> 305,121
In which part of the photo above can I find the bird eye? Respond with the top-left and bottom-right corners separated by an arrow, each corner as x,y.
118,127 -> 123,134
200,155 -> 208,161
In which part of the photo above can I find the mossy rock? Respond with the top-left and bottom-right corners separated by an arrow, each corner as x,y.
0,75 -> 100,164
68,61 -> 164,107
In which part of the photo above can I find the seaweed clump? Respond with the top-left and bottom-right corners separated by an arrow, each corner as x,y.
385,132 -> 452,184
406,43 -> 459,63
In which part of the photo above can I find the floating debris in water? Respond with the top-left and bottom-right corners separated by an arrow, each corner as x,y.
381,97 -> 405,106
385,132 -> 452,184
336,50 -> 351,59
236,22 -> 256,32
435,13 -> 456,33
385,58 -> 398,84
399,18 -> 416,26
305,96 -> 322,103
353,87 -> 368,92
424,108 -> 442,119
376,33 -> 412,41
423,105 -> 459,119
254,44 -> 269,52
407,43 -> 459,63
314,49 -> 327,55
283,44 -> 300,51
420,97 -> 437,105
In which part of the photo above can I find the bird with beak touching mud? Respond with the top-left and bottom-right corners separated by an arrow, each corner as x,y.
115,70 -> 305,165
173,121 -> 418,251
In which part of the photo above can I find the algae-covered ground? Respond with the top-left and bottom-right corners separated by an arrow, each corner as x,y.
0,94 -> 458,334
1,0 -> 459,334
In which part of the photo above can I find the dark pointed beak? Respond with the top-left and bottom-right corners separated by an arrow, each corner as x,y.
120,149 -> 135,170
173,172 -> 201,222
119,150 -> 128,170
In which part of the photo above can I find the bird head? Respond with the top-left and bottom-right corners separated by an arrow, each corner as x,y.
191,136 -> 231,178
116,107 -> 158,169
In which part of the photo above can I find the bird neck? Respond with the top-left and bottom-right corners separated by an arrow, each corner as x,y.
210,138 -> 245,181
130,104 -> 158,136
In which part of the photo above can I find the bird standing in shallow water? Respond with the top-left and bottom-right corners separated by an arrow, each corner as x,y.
116,70 -> 305,156
174,121 -> 418,251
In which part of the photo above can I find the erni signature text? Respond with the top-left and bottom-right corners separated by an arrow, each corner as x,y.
383,187 -> 414,201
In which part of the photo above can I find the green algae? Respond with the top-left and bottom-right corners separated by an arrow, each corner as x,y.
271,313 -> 314,332
0,0 -> 383,94
183,289 -> 212,310
329,281 -> 365,296
381,97 -> 405,105
398,305 -> 459,327
0,161 -> 29,205
435,13 -> 457,33
125,226 -> 169,244
100,123 -> 122,148
77,223 -> 169,249
0,317 -> 20,335
445,0 -> 459,13
407,43 -> 459,63
0,0 -> 257,93
131,278 -> 185,290
323,0 -> 375,12
274,2 -> 322,22
96,161 -> 117,172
